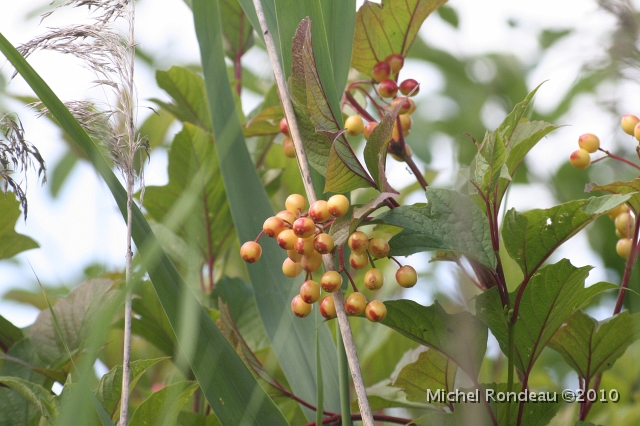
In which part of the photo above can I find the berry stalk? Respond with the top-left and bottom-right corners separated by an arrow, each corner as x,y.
249,2 -> 374,424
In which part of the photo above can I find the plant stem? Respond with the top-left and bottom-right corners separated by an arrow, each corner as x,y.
597,148 -> 640,170
249,2 -> 374,424
344,91 -> 376,122
119,1 -> 136,424
336,321 -> 353,426
505,319 -> 515,425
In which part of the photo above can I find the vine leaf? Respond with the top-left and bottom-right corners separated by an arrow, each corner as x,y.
549,310 -> 640,386
382,299 -> 487,380
363,98 -> 407,193
129,381 -> 199,426
29,278 -> 119,369
378,187 -> 496,269
220,0 -> 254,61
391,348 -> 457,407
502,194 -> 631,278
95,357 -> 170,421
586,179 -> 640,215
0,192 -> 39,261
351,0 -> 447,77
143,124 -> 234,270
290,18 -> 375,193
476,259 -> 617,375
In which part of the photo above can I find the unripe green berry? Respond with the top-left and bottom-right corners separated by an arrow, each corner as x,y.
263,216 -> 285,238
396,265 -> 418,288
368,238 -> 390,258
309,200 -> 330,223
300,280 -> 321,304
314,233 -> 335,254
345,292 -> 367,316
285,194 -> 306,214
365,300 -> 387,322
578,133 -> 600,153
240,241 -> 262,263
282,258 -> 303,277
321,271 -> 342,293
569,149 -> 590,169
348,231 -> 369,252
291,294 -> 312,318
364,268 -> 384,290
319,296 -> 337,319
617,238 -> 633,259
327,194 -> 349,217
345,115 -> 365,136
621,114 -> 640,135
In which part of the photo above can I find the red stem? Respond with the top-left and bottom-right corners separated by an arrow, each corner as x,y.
344,90 -> 377,122
597,148 -> 640,170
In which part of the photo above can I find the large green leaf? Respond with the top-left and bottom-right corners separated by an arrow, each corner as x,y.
476,259 -> 617,375
0,376 -> 57,424
474,130 -> 508,194
29,278 -> 119,369
378,187 -> 496,269
290,18 -> 375,193
154,67 -> 212,131
351,0 -> 447,77
95,357 -> 170,421
586,179 -> 640,215
0,192 -> 38,260
392,348 -> 457,406
0,31 -> 287,425
382,300 -> 487,380
129,281 -> 176,358
502,195 -> 630,278
0,339 -> 50,426
549,310 -> 640,384
143,124 -> 234,272
129,381 -> 199,426
192,0 -> 340,419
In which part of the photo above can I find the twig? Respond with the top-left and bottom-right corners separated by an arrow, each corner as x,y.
249,2 -> 374,424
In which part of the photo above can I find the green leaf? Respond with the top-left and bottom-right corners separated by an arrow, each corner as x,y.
351,0 -> 447,77
474,131 -> 507,193
0,31 -> 287,425
502,195 -> 630,278
220,0 -> 254,60
476,259 -> 618,374
586,179 -> 640,215
129,381 -> 199,426
129,281 -> 176,357
392,348 -> 457,405
192,1 -> 339,419
0,192 -> 38,260
0,314 -> 23,352
29,278 -> 119,368
48,150 -> 78,197
95,357 -> 170,421
289,19 -> 375,193
154,66 -> 212,131
143,124 -> 234,270
382,300 -> 487,380
178,412 -> 222,426
0,339 -> 50,426
363,99 -> 407,193
0,376 -> 57,424
549,310 -> 640,383
244,105 -> 282,137
378,187 -> 496,269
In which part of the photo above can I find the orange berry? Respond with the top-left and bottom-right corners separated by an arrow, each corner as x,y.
291,294 -> 312,318
321,271 -> 342,293
327,194 -> 349,217
345,292 -> 367,316
240,241 -> 262,263
285,194 -> 306,214
365,300 -> 387,322
309,200 -> 330,223
263,216 -> 285,238
300,280 -> 321,304
320,296 -> 337,319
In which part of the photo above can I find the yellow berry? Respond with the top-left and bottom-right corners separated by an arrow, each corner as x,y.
285,194 -> 306,214
327,194 -> 349,217
569,149 -> 590,169
578,133 -> 600,153
621,114 -> 640,135
345,115 -> 365,136
617,238 -> 633,259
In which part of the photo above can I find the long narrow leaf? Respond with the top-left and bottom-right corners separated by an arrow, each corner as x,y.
0,32 -> 286,425
192,0 -> 341,417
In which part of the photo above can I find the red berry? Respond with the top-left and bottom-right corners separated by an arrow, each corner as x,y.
320,296 -> 337,319
240,241 -> 262,263
399,79 -> 419,96
385,54 -> 405,74
280,117 -> 289,136
378,79 -> 398,98
364,122 -> 378,140
365,300 -> 387,322
391,97 -> 412,115
345,292 -> 367,316
321,271 -> 342,293
372,61 -> 391,83
291,294 -> 312,318
396,265 -> 418,288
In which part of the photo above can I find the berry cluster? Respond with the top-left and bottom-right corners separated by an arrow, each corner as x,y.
241,193 -> 418,323
608,203 -> 634,259
569,133 -> 600,169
